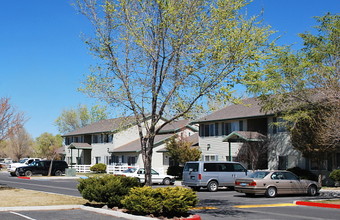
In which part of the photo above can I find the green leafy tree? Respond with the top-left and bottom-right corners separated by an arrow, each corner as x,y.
35,133 -> 63,160
247,13 -> 340,170
166,135 -> 201,165
55,104 -> 108,134
75,0 -> 276,185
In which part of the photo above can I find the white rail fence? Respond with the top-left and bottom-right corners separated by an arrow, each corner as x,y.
71,164 -> 138,174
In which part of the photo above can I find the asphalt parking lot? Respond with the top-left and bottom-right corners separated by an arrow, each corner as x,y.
0,205 -> 150,220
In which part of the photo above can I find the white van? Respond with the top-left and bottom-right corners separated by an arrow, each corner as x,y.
182,161 -> 248,192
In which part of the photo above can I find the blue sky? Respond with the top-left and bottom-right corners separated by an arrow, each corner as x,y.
0,0 -> 339,139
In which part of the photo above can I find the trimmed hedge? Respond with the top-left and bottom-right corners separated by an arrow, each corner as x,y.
329,169 -> 340,182
77,175 -> 141,207
90,163 -> 107,173
121,186 -> 198,217
167,165 -> 184,179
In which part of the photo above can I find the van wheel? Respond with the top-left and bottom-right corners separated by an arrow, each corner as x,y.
25,170 -> 33,177
10,172 -> 16,177
207,181 -> 218,192
54,170 -> 62,176
265,187 -> 277,198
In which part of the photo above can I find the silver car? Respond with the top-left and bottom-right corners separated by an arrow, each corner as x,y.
235,170 -> 321,197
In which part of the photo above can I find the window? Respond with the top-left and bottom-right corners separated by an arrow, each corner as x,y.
183,163 -> 199,172
283,172 -> 299,180
95,157 -> 101,164
200,124 -> 217,137
233,164 -> 246,172
92,135 -> 98,143
273,117 -> 287,133
278,156 -> 288,170
311,159 -> 327,170
239,121 -> 244,131
127,156 -> 136,165
204,155 -> 217,161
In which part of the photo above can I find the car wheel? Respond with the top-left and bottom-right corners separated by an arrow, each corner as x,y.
15,170 -> 20,176
265,187 -> 277,198
162,177 -> 171,185
54,170 -> 62,176
307,185 -> 317,196
24,170 -> 33,177
207,181 -> 218,192
10,172 -> 16,177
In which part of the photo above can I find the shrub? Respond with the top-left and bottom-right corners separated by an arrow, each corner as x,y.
121,186 -> 163,215
287,167 -> 318,181
77,175 -> 141,207
90,163 -> 107,173
329,169 -> 340,182
167,165 -> 183,179
121,186 -> 198,217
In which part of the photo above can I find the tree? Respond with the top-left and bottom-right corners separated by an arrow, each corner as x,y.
0,97 -> 26,142
7,127 -> 34,161
236,139 -> 268,170
55,104 -> 108,134
75,0 -> 276,185
247,14 -> 339,169
35,133 -> 63,160
166,135 -> 201,165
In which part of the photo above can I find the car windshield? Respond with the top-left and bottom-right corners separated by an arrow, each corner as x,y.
19,159 -> 28,163
248,171 -> 270,179
123,168 -> 137,173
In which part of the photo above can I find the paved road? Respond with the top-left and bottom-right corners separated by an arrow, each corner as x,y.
195,189 -> 340,219
1,172 -> 339,219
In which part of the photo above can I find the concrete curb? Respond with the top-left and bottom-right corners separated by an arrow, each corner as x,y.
0,205 -> 201,220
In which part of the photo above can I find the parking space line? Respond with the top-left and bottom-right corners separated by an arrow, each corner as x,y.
234,203 -> 296,208
10,211 -> 36,220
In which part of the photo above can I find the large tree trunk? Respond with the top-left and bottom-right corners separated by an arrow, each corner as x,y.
141,136 -> 155,186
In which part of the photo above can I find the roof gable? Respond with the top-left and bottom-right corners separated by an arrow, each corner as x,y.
194,97 -> 274,123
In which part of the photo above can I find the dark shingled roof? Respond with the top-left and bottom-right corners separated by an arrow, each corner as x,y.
111,133 -> 175,153
194,97 -> 274,123
159,119 -> 197,133
63,116 -> 136,136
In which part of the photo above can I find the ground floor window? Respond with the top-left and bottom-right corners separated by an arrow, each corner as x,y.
127,156 -> 137,166
278,156 -> 288,170
95,156 -> 101,164
104,156 -> 113,165
204,155 -> 218,161
310,158 -> 327,170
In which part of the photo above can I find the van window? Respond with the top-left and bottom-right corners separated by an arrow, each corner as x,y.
233,163 -> 246,172
204,163 -> 234,172
184,163 -> 199,172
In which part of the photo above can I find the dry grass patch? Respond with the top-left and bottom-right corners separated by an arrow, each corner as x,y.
0,187 -> 89,207
312,199 -> 340,205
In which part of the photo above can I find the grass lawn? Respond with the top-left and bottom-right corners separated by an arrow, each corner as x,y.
0,186 -> 89,207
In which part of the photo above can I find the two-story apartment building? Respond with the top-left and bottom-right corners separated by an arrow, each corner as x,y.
62,117 -> 198,172
193,97 -> 339,175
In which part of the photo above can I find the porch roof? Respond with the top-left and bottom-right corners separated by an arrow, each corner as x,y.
110,133 -> 175,153
68,143 -> 92,150
222,131 -> 266,142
